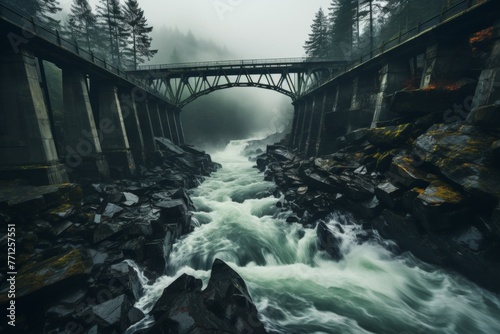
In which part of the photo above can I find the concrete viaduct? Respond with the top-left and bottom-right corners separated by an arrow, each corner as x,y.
0,0 -> 499,185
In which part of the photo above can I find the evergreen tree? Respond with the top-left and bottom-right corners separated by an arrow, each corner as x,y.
304,8 -> 329,59
123,0 -> 157,69
96,0 -> 128,67
67,0 -> 96,51
327,0 -> 356,60
7,0 -> 63,30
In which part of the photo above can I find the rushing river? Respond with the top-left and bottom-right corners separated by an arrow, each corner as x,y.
130,139 -> 500,334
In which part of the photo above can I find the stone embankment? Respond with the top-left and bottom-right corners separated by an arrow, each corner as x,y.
257,94 -> 500,293
0,138 -> 266,334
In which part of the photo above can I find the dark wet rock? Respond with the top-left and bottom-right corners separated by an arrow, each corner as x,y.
492,140 -> 500,165
413,124 -> 500,204
93,222 -> 128,243
467,104 -> 500,130
491,203 -> 500,238
413,181 -> 468,231
368,123 -> 413,147
317,221 -> 343,260
123,192 -> 139,206
389,83 -> 475,115
373,210 -> 448,266
0,181 -> 82,217
101,203 -> 124,219
0,249 -> 92,304
148,259 -> 267,334
43,204 -> 75,222
389,155 -> 436,188
88,294 -> 133,332
344,177 -> 375,201
375,182 -> 405,208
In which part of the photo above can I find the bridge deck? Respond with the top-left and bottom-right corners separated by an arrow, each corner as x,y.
130,58 -> 348,78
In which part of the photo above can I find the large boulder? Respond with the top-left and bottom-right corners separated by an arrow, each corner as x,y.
0,249 -> 92,304
147,259 -> 267,334
413,123 -> 500,204
413,180 -> 468,231
367,124 -> 413,147
317,221 -> 343,260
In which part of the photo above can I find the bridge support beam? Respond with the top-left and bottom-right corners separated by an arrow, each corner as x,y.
372,60 -> 409,127
158,104 -> 174,142
167,107 -> 180,144
148,101 -> 165,138
92,80 -> 136,177
62,68 -> 109,179
298,98 -> 314,153
119,92 -> 146,165
348,74 -> 375,133
174,110 -> 185,145
315,88 -> 336,156
471,19 -> 500,109
321,82 -> 353,153
305,92 -> 325,157
420,37 -> 472,88
0,48 -> 68,185
135,99 -> 158,155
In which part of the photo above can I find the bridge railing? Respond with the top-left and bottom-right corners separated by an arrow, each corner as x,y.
299,0 -> 485,96
0,3 -> 166,101
137,57 -> 344,71
348,0 -> 480,67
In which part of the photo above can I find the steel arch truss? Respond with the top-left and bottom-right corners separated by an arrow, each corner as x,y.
134,63 -> 340,108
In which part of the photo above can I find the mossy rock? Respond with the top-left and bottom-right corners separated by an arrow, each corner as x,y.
0,249 -> 92,304
413,180 -> 469,231
368,123 -> 413,147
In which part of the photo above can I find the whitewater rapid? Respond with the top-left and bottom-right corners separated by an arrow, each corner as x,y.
130,139 -> 500,334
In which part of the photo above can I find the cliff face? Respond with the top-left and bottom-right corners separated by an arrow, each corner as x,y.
259,90 -> 500,292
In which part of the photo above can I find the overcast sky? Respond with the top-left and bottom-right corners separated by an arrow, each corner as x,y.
60,0 -> 329,60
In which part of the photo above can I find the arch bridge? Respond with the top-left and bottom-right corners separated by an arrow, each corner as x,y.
128,58 -> 348,107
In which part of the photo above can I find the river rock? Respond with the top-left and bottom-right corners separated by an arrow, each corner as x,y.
148,259 -> 267,334
375,182 -> 405,208
317,221 -> 343,260
413,180 -> 468,231
0,249 -> 92,304
368,123 -> 413,147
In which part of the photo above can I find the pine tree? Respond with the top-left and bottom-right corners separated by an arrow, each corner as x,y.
123,0 -> 157,69
96,0 -> 128,67
8,0 -> 63,30
304,8 -> 329,59
327,0 -> 356,60
67,0 -> 96,52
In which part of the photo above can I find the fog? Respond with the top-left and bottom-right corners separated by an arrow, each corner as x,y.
57,0 -> 329,148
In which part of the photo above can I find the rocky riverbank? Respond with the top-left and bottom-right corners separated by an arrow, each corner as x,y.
0,138 -> 266,333
256,103 -> 500,293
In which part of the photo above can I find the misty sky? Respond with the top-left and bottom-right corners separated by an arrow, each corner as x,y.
60,0 -> 329,60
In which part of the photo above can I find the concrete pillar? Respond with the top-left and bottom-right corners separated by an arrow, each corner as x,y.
321,83 -> 353,154
316,88 -> 336,156
420,37 -> 473,88
0,48 -> 68,185
472,20 -> 500,109
167,107 -> 180,144
305,92 -> 325,157
348,74 -> 376,132
92,79 -> 136,177
135,99 -> 157,154
289,102 -> 301,148
332,81 -> 353,113
62,67 -> 109,178
174,109 -> 185,145
120,92 -> 146,165
298,98 -> 314,153
158,104 -> 173,141
148,101 -> 165,138
371,60 -> 410,127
